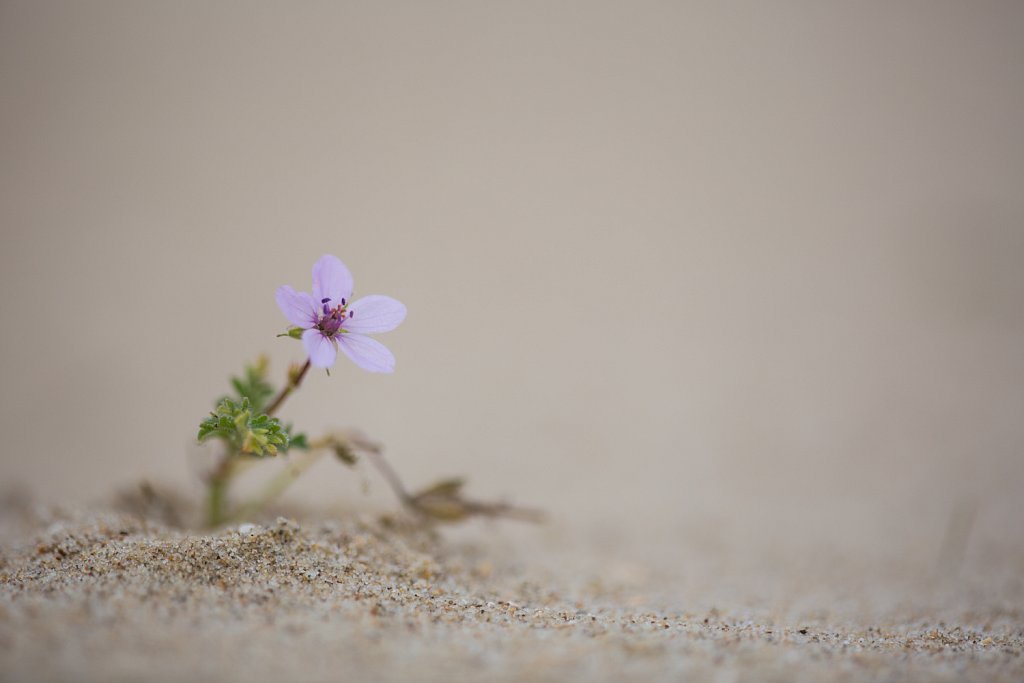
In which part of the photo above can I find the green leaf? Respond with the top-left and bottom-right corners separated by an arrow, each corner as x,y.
221,357 -> 276,414
197,396 -> 290,457
287,430 -> 310,450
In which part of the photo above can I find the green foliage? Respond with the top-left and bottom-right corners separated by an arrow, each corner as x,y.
199,358 -> 309,458
198,397 -> 290,457
287,429 -> 309,451
223,357 -> 276,414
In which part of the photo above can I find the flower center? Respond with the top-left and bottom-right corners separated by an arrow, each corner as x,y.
317,297 -> 353,337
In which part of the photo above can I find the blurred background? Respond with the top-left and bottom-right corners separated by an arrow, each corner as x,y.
2,1 -> 1022,585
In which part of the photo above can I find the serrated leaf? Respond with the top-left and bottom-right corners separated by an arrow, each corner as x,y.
288,431 -> 309,450
224,358 -> 276,414
197,396 -> 290,457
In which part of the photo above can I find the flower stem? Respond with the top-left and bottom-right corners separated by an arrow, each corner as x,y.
265,359 -> 311,416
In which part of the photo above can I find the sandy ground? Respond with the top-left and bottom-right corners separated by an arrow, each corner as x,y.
1,491 -> 1022,683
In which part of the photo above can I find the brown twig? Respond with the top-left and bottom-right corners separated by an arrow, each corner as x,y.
264,359 -> 311,416
363,446 -> 412,506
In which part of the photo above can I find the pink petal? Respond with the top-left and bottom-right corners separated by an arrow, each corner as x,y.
302,328 -> 337,368
311,254 -> 354,308
337,333 -> 395,373
275,286 -> 318,328
344,295 -> 407,334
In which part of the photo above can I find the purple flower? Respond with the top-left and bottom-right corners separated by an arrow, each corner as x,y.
275,255 -> 406,372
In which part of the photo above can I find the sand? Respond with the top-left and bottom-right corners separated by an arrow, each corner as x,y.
1,491 -> 1022,683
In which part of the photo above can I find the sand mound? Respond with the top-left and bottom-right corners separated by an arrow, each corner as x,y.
1,498 -> 1022,682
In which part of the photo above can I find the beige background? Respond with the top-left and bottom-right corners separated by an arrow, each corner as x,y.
2,2 -> 1022,573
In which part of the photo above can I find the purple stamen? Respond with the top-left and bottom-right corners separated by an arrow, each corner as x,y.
319,304 -> 346,336
349,310 -> 354,318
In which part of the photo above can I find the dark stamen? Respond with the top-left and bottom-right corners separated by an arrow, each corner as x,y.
349,310 -> 354,318
341,297 -> 346,306
321,297 -> 331,304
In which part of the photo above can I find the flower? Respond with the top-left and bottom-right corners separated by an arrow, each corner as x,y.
275,255 -> 406,372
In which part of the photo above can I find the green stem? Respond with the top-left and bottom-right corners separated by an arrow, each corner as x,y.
207,459 -> 232,527
230,448 -> 326,522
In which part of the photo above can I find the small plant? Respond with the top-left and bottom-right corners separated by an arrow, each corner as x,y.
197,254 -> 539,527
